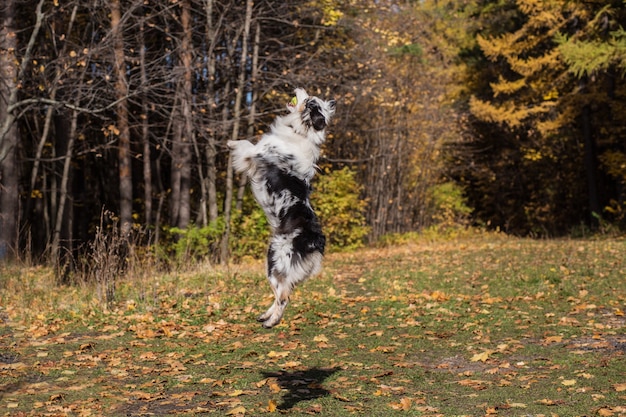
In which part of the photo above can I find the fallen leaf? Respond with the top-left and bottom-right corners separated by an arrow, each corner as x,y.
0,362 -> 27,370
389,397 -> 412,411
267,351 -> 289,358
535,398 -> 564,406
269,382 -> 282,393
543,335 -> 563,344
470,350 -> 495,362
225,405 -> 246,415
614,383 -> 626,392
280,360 -> 301,368
267,399 -> 277,412
562,379 -> 576,386
457,379 -> 488,390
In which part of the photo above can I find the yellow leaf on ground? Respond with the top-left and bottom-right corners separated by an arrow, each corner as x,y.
267,351 -> 289,358
226,405 -> 246,415
598,407 -> 614,416
561,379 -> 576,386
280,360 -> 301,368
470,350 -> 494,362
543,335 -> 563,344
269,382 -> 282,393
389,397 -> 412,411
313,334 -> 329,343
614,383 -> 626,392
267,399 -> 277,412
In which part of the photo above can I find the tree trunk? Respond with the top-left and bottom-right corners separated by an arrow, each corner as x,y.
204,0 -> 219,223
0,1 -> 18,259
170,0 -> 194,231
139,15 -> 152,232
26,4 -> 79,256
582,103 -> 601,226
51,106 -> 80,280
178,0 -> 193,230
236,19 -> 261,212
221,0 -> 253,263
110,0 -> 133,237
0,0 -> 45,259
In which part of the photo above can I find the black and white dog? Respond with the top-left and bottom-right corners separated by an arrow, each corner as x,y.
228,88 -> 336,328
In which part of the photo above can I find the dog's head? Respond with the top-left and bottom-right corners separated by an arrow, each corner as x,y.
287,88 -> 336,132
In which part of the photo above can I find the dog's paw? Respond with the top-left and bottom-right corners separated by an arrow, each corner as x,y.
261,317 -> 281,329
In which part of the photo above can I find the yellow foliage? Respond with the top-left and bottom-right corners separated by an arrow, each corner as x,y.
600,150 -> 626,181
311,0 -> 344,26
490,76 -> 526,97
469,96 -> 556,129
523,148 -> 543,161
508,49 -> 561,77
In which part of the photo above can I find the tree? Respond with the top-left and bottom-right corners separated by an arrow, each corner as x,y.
453,0 -> 626,234
0,0 -> 20,260
1,0 -> 47,259
326,0 -> 461,240
110,0 -> 133,236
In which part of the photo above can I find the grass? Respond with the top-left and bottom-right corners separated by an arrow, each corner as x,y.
1,232 -> 625,416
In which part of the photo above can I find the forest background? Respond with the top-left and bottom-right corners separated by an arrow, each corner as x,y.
1,0 -> 626,275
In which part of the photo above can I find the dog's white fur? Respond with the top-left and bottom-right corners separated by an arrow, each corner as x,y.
228,88 -> 336,328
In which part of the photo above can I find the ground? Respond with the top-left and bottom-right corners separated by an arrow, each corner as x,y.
1,232 -> 625,416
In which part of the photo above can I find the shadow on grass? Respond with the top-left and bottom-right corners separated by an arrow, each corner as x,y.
261,367 -> 340,410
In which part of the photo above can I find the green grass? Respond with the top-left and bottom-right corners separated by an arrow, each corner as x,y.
1,233 -> 625,416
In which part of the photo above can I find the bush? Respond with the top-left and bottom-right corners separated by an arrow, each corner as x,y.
229,205 -> 271,260
158,167 -> 370,264
312,166 -> 370,251
167,218 -> 225,264
428,181 -> 472,227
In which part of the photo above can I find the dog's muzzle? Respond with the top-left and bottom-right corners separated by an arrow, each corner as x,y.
306,101 -> 327,131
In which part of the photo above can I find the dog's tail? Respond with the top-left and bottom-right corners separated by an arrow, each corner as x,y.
228,140 -> 255,175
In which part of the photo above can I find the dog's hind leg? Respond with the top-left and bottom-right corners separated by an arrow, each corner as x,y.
257,274 -> 278,323
260,274 -> 291,329
258,246 -> 279,323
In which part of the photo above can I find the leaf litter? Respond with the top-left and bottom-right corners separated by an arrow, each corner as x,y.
1,234 -> 625,415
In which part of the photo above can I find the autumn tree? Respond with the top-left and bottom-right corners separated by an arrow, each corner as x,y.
451,0 -> 626,234
327,0 -> 463,240
557,0 -> 626,226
